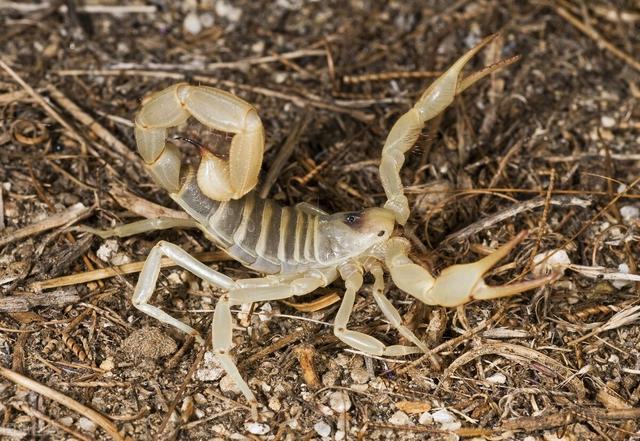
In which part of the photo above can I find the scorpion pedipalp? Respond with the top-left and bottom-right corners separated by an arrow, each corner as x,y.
379,33 -> 520,225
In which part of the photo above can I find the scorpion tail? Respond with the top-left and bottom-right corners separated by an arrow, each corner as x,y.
134,84 -> 264,201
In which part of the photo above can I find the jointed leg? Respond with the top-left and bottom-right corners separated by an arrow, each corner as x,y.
334,263 -> 421,357
132,240 -> 235,343
132,243 -> 336,418
211,268 -> 336,419
76,217 -> 201,239
379,34 -> 519,224
367,261 -> 428,353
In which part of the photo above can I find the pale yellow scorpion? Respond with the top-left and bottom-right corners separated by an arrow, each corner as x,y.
84,35 -> 556,416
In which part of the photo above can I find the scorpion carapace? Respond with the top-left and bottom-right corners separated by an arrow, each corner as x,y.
83,34 -> 558,418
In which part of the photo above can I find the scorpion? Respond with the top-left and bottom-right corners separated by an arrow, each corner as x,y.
83,34 -> 557,417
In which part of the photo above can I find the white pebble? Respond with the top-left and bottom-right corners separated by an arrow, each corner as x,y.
613,263 -> 632,289
601,115 -> 616,128
96,239 -> 118,262
268,396 -> 281,412
418,411 -> 433,425
183,11 -> 202,35
196,352 -> 225,381
111,252 -> 131,266
335,430 -> 345,441
532,249 -> 571,276
257,302 -> 273,322
78,417 -> 97,433
99,357 -> 114,371
620,205 -> 639,221
486,372 -> 507,384
219,374 -> 241,395
215,0 -> 242,22
432,409 -> 457,424
244,422 -> 270,435
58,416 -> 73,426
389,410 -> 411,425
251,41 -> 265,53
314,421 -> 332,437
350,366 -> 369,384
328,391 -> 351,413
200,13 -> 215,27
441,421 -> 462,431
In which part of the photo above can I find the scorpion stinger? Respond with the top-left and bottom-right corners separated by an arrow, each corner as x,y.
80,35 -> 561,419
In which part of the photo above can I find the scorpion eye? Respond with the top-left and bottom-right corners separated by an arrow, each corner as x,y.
343,213 -> 361,226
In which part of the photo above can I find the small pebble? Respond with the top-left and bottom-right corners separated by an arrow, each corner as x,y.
328,391 -> 351,413
601,115 -> 616,128
389,410 -> 411,425
200,13 -> 215,27
100,357 -> 115,371
533,249 -> 571,276
314,421 -> 331,437
215,0 -> 242,21
97,239 -> 119,262
244,422 -> 270,435
441,421 -> 462,431
613,263 -> 631,289
78,417 -> 96,433
219,374 -> 241,395
196,352 -> 225,381
58,416 -> 73,426
350,366 -> 369,384
268,396 -> 281,412
486,372 -> 507,384
620,205 -> 639,221
418,411 -> 433,425
432,409 -> 457,424
183,11 -> 202,35
335,430 -> 346,441
251,41 -> 265,53
257,302 -> 272,322
111,253 -> 131,266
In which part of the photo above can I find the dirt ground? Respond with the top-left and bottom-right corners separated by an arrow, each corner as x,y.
1,1 -> 639,440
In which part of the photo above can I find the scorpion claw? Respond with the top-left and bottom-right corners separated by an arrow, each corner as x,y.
387,231 -> 558,307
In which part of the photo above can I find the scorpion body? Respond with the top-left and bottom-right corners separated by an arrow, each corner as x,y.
84,35 -> 557,418
172,172 -> 393,275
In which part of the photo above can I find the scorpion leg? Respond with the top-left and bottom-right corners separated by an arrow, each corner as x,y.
379,33 -> 518,224
132,240 -> 235,343
335,263 -> 421,357
213,268 -> 337,419
367,261 -> 428,353
295,202 -> 328,216
385,232 -> 558,308
76,217 -> 201,239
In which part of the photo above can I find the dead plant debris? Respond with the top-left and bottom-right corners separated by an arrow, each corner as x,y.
0,1 -> 639,440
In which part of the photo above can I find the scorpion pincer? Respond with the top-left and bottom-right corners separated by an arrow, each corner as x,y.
83,34 -> 557,418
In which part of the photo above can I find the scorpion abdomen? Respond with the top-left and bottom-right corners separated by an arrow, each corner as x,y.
171,170 -> 325,275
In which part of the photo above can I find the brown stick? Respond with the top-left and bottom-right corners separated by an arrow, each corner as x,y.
0,366 -> 124,441
0,203 -> 91,247
32,250 -> 232,290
